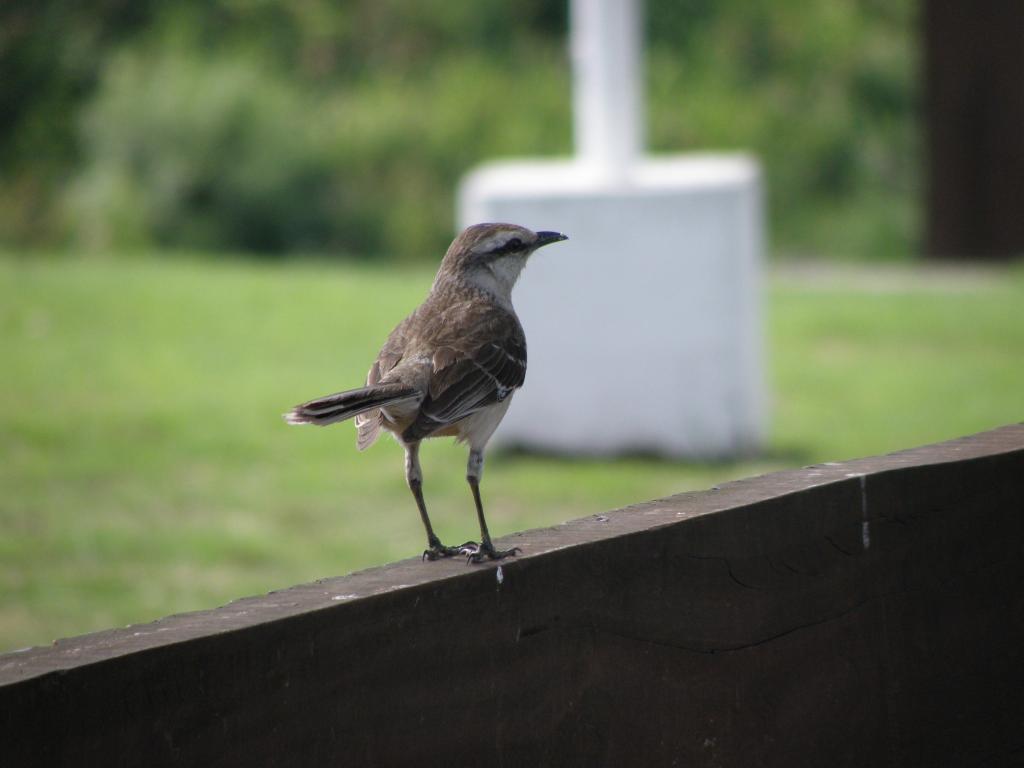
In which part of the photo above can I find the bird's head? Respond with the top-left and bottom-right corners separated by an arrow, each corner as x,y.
437,223 -> 568,299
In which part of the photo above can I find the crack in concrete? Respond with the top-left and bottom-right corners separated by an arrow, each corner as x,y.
517,555 -> 1016,656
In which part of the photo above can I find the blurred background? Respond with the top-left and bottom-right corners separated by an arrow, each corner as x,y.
2,0 -> 1022,651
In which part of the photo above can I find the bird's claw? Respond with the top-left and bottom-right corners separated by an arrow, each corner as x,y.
422,540 -> 479,561
465,544 -> 521,564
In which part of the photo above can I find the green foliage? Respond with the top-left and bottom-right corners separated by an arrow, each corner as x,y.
0,1 -> 159,169
647,0 -> 919,259
0,0 -> 161,243
4,0 -> 918,259
66,44 -> 571,258
65,52 -> 337,253
3,254 -> 1023,650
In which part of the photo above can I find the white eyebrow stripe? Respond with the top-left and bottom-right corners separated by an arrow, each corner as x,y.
476,230 -> 520,253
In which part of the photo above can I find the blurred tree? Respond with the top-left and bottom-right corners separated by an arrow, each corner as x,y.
0,1 -> 157,166
0,0 -> 159,242
647,0 -> 919,260
1,0 -> 919,261
64,52 -> 338,253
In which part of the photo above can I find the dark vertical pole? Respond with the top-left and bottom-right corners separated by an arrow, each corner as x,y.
923,1 -> 1024,259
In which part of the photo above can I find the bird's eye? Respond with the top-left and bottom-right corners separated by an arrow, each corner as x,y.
503,238 -> 522,252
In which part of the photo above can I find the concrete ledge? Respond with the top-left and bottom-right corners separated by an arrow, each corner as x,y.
3,425 -> 1024,766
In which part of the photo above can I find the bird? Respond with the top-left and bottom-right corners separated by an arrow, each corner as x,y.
285,223 -> 568,563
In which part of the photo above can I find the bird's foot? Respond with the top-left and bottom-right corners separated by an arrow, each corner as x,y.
465,541 -> 521,565
422,539 -> 478,561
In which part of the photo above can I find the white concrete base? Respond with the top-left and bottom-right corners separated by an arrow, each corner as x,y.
458,153 -> 766,458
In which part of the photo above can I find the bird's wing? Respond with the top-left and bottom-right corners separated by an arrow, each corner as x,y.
355,314 -> 413,450
367,314 -> 413,385
402,328 -> 526,442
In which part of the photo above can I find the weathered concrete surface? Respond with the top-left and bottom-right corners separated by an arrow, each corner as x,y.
3,425 -> 1023,766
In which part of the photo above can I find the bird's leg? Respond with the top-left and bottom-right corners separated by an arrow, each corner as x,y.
464,449 -> 520,564
404,442 -> 473,560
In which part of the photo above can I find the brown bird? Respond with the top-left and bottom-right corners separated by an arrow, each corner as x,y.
286,223 -> 568,563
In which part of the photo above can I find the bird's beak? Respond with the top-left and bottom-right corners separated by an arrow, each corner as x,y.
534,231 -> 568,248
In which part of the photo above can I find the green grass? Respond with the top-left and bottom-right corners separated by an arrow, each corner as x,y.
2,255 -> 1023,652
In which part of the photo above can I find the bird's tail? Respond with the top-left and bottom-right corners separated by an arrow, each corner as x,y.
284,384 -> 419,427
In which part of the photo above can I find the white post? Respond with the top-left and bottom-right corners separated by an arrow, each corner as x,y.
571,0 -> 644,181
458,0 -> 766,459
